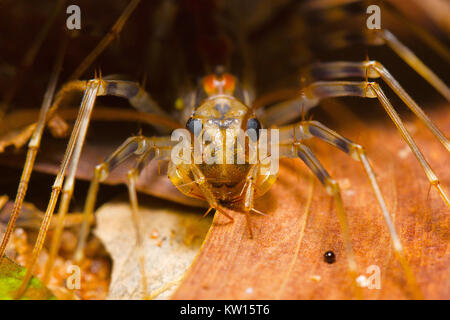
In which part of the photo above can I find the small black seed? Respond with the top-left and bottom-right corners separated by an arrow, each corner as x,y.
323,251 -> 336,264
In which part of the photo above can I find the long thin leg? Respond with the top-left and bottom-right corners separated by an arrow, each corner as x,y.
302,60 -> 449,151
69,0 -> 142,80
45,78 -> 169,123
301,0 -> 450,62
1,78 -> 178,268
260,79 -> 448,206
0,0 -> 67,118
258,38 -> 449,127
316,28 -> 450,101
0,80 -> 90,270
300,80 -> 449,208
0,93 -> 180,154
43,136 -> 148,284
72,136 -> 157,263
14,79 -> 103,299
299,0 -> 450,101
380,30 -> 450,102
126,166 -> 149,299
69,136 -> 171,298
0,79 -> 87,152
280,142 -> 362,298
280,120 -> 423,298
0,40 -> 67,261
102,80 -> 168,116
256,94 -> 316,128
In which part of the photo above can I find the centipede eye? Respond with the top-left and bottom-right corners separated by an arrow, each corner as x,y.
246,118 -> 261,141
186,117 -> 202,136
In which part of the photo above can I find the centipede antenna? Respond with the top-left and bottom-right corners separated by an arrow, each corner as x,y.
69,0 -> 142,80
381,30 -> 450,102
381,1 -> 450,63
0,0 -> 67,118
126,168 -> 149,299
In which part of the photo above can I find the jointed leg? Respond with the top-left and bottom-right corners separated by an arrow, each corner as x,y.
279,120 -> 423,298
1,76 -> 177,270
280,142 -> 361,298
299,0 -> 450,101
46,77 -> 168,122
102,80 -> 167,116
14,79 -> 103,298
256,94 -> 317,128
0,41 -> 66,261
126,165 -> 149,299
69,0 -> 142,80
316,28 -> 450,101
72,135 -> 160,263
43,135 -> 145,284
0,0 -> 67,118
302,60 -> 449,150
379,30 -> 450,102
80,136 -> 170,299
9,4 -> 145,264
302,0 -> 450,64
298,80 -> 449,208
0,77 -> 180,153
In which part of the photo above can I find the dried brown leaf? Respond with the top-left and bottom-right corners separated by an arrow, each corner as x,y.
172,105 -> 449,300
94,199 -> 212,299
